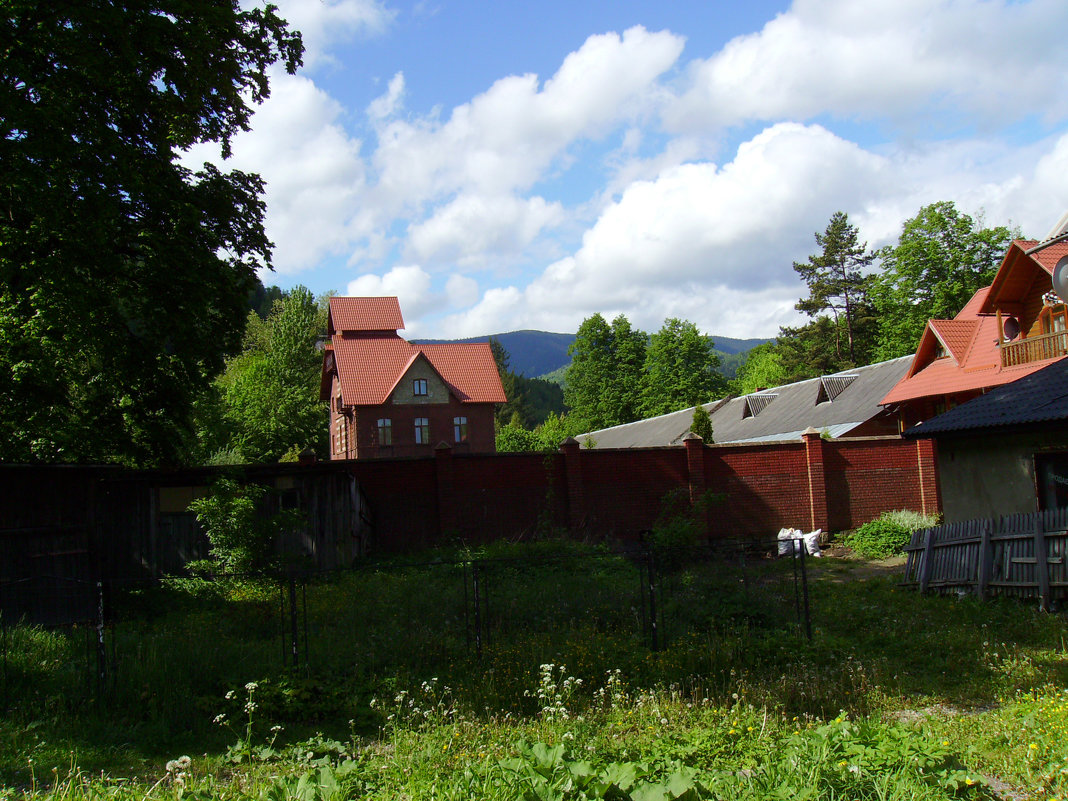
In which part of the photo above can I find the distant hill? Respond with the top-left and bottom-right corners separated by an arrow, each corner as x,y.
416,330 -> 770,385
415,330 -> 574,378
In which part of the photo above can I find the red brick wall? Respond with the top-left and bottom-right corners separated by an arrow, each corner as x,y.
341,436 -> 941,553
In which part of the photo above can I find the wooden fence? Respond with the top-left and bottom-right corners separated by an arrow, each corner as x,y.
902,508 -> 1068,609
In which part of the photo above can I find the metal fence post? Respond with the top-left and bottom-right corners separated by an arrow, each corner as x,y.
797,539 -> 812,641
288,574 -> 300,670
96,580 -> 107,698
472,563 -> 482,659
647,548 -> 659,652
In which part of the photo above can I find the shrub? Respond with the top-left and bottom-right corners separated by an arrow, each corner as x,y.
845,509 -> 939,559
188,477 -> 303,576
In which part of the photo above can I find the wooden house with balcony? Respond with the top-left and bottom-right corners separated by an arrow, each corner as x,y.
881,236 -> 1068,430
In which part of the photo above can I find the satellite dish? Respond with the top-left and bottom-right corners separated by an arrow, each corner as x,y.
1003,316 -> 1020,341
1054,256 -> 1068,304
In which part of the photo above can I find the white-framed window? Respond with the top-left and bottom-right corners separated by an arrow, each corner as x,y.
413,378 -> 428,396
453,416 -> 468,443
415,417 -> 430,444
376,418 -> 392,446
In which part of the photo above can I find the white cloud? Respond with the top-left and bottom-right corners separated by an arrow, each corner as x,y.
273,0 -> 394,68
370,26 -> 685,204
438,123 -> 1068,340
188,72 -> 369,274
666,0 -> 1068,132
367,72 -> 406,121
406,193 -> 565,267
346,265 -> 435,323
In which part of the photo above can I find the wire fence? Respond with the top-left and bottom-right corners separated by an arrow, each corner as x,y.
1,538 -> 814,716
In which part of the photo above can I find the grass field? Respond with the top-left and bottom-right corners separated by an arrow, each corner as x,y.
1,540 -> 1066,800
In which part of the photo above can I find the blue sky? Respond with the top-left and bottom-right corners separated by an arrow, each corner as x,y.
190,0 -> 1068,340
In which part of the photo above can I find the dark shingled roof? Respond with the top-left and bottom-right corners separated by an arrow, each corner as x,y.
903,359 -> 1068,439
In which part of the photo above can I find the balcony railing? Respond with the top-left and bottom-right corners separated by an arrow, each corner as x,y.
1001,330 -> 1068,367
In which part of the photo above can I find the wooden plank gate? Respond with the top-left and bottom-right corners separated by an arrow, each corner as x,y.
902,508 -> 1068,609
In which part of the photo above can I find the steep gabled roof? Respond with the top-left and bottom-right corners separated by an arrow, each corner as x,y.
929,319 -> 979,364
321,297 -> 507,406
328,296 -> 405,334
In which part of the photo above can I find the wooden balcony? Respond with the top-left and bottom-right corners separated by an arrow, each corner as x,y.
1001,330 -> 1068,367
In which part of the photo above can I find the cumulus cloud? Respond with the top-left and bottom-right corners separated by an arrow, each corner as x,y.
437,122 -> 1068,340
370,26 -> 685,204
406,193 -> 565,267
666,0 -> 1068,132
367,72 -> 406,121
346,265 -> 434,322
273,0 -> 394,68
185,71 -> 368,274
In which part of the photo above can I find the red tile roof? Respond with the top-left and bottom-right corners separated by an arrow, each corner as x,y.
328,296 -> 405,333
327,333 -> 507,406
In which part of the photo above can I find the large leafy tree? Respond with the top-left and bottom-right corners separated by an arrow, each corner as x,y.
641,318 -> 725,417
197,288 -> 327,464
870,201 -> 1017,360
731,342 -> 788,395
793,211 -> 874,366
564,314 -> 646,431
0,2 -> 302,465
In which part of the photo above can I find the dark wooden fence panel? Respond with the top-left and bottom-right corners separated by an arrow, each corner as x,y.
904,508 -> 1068,607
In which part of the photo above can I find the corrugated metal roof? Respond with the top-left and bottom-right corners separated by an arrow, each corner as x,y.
329,297 -> 405,333
904,359 -> 1068,438
576,357 -> 911,448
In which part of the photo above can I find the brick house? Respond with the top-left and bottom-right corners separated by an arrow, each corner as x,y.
880,234 -> 1068,429
320,297 -> 507,459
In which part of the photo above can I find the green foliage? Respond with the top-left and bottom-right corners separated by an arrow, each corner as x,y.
650,489 -> 722,551
642,319 -> 726,417
871,201 -> 1018,360
730,342 -> 787,395
495,412 -> 584,452
689,406 -> 713,442
565,314 -> 647,431
792,211 -> 876,367
197,287 -> 328,464
187,478 -> 302,575
0,1 -> 302,466
845,509 -> 939,559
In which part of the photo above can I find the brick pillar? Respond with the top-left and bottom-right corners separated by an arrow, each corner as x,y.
915,437 -> 942,517
559,437 -> 585,532
434,442 -> 455,537
682,432 -> 706,503
802,428 -> 828,533
682,432 -> 712,540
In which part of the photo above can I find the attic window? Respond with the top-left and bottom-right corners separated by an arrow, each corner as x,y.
816,375 -> 857,405
413,378 -> 428,396
742,393 -> 777,419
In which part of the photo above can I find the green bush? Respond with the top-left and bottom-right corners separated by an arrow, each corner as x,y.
845,509 -> 939,559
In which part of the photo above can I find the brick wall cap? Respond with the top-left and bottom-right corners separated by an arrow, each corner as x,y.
801,426 -> 821,437
434,441 -> 452,451
682,432 -> 703,442
560,436 -> 580,446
